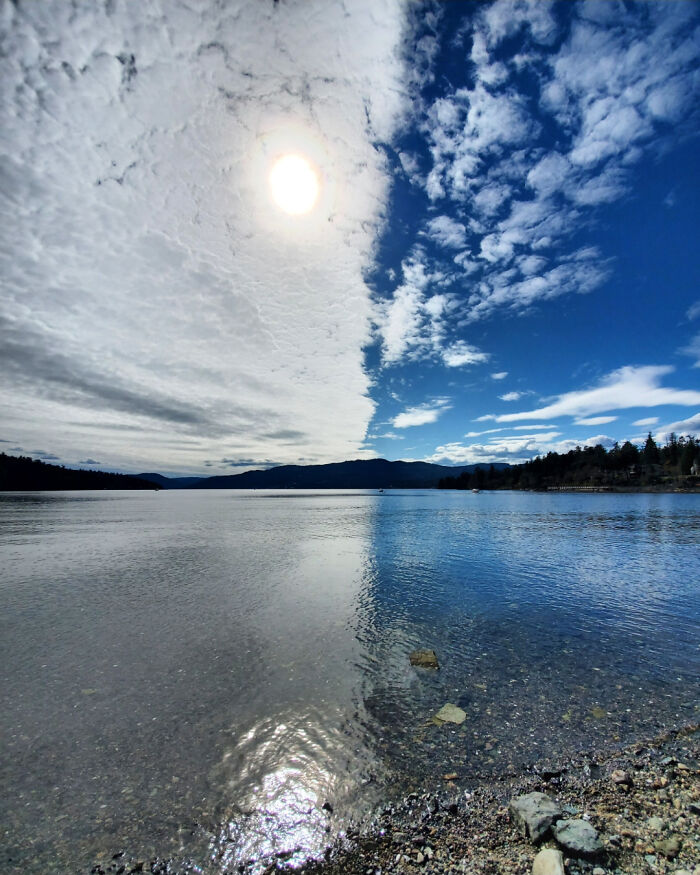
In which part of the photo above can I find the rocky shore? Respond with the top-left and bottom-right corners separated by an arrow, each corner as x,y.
88,724 -> 698,875
294,723 -> 699,875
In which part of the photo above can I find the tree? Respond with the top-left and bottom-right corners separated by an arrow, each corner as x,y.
642,432 -> 660,466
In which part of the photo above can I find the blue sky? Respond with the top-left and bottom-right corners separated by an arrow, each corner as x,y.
1,0 -> 699,474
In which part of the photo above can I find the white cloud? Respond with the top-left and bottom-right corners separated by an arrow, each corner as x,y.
655,412 -> 700,444
393,398 -> 451,429
491,371 -> 508,380
487,366 -> 700,423
0,0 -> 411,473
687,300 -> 700,321
405,1 -> 700,332
680,332 -> 700,367
427,215 -> 467,249
632,417 -> 659,427
429,430 -> 618,465
499,391 -> 523,401
574,416 -> 617,426
442,341 -> 489,368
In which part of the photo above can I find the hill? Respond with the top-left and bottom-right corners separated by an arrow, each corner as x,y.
0,453 -> 158,491
137,472 -> 205,489
194,458 -> 508,489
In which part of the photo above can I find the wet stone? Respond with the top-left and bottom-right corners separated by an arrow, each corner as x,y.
410,649 -> 439,669
434,704 -> 466,725
509,792 -> 562,843
552,818 -> 603,857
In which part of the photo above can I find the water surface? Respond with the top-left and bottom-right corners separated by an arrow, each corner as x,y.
1,489 -> 698,872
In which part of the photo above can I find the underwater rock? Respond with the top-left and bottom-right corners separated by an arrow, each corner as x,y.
410,649 -> 439,669
433,704 -> 466,725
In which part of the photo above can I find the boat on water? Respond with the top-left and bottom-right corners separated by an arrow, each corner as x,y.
472,488 -> 480,493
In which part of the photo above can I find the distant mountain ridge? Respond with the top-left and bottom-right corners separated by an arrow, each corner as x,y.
139,458 -> 509,490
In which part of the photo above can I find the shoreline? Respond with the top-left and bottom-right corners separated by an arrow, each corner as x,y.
89,724 -> 700,875
294,724 -> 699,875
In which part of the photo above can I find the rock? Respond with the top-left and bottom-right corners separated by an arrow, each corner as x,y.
410,649 -> 439,669
509,792 -> 562,843
646,816 -> 664,833
434,703 -> 466,725
415,851 -> 424,864
592,869 -> 606,875
532,848 -> 565,875
655,835 -> 681,859
611,769 -> 632,786
552,818 -> 603,857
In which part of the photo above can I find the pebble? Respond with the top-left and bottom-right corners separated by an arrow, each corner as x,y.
647,816 -> 665,833
532,848 -> 565,875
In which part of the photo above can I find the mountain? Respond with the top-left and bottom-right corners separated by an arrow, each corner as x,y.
137,472 -> 206,489
192,458 -> 508,489
0,453 -> 158,491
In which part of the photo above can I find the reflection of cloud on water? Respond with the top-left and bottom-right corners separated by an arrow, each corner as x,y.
208,706 -> 385,872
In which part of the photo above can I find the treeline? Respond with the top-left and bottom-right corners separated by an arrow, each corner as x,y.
438,433 -> 700,491
0,453 -> 158,491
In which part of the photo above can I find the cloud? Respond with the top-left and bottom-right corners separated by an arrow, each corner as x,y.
429,429 -> 618,465
426,215 -> 467,249
77,458 -> 101,465
0,0 -> 411,473
442,341 -> 489,368
633,417 -> 659,427
687,300 -> 700,321
491,371 -> 508,380
680,332 -> 700,367
574,416 -> 617,426
499,391 -> 523,401
393,398 -> 451,429
486,366 -> 700,423
655,412 -> 700,443
392,0 -> 700,339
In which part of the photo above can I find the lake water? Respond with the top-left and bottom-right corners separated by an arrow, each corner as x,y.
1,489 -> 699,873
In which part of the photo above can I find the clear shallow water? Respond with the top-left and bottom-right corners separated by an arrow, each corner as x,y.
1,489 -> 698,872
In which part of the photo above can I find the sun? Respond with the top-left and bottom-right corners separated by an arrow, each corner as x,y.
269,154 -> 320,215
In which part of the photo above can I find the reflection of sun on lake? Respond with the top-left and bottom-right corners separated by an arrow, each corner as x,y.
269,154 -> 320,215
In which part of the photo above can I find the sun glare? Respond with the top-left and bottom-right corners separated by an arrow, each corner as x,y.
269,154 -> 320,215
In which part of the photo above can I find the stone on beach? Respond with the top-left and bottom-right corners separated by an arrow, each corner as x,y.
433,703 -> 466,724
410,649 -> 439,669
552,818 -> 603,857
509,792 -> 562,843
532,848 -> 566,875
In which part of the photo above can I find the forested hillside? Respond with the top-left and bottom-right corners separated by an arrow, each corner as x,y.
438,434 -> 700,491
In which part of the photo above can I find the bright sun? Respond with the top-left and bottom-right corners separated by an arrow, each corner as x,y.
269,154 -> 320,215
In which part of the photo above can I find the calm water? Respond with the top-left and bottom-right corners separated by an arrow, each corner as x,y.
1,489 -> 699,872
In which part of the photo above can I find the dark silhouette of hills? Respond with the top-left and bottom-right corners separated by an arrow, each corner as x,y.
0,453 -> 157,491
188,458 -> 508,489
137,472 -> 205,489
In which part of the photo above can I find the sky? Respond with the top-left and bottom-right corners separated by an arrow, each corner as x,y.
1,0 -> 699,476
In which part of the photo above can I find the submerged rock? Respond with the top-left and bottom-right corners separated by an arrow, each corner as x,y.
433,703 -> 466,725
509,792 -> 562,843
410,649 -> 439,669
552,818 -> 603,857
532,848 -> 566,875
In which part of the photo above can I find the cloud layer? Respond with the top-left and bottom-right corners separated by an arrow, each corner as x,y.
0,0 -> 409,472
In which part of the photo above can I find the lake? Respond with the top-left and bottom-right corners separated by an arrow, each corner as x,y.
1,489 -> 698,873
